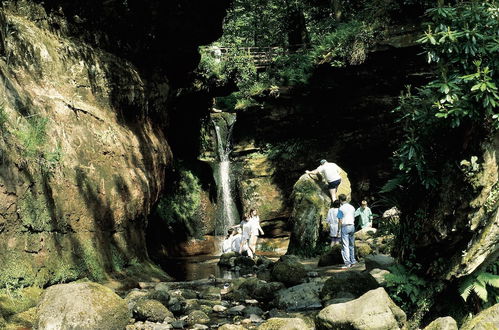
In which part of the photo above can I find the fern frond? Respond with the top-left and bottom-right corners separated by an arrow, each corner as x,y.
477,272 -> 499,288
474,282 -> 488,302
459,276 -> 476,302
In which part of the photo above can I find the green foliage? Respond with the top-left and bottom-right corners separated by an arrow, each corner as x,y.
13,115 -> 48,159
459,261 -> 499,310
0,104 -> 8,134
156,164 -> 202,237
391,1 -> 499,190
385,264 -> 431,316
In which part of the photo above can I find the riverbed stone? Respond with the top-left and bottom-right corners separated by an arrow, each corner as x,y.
365,254 -> 396,271
316,287 -> 406,330
257,317 -> 311,330
35,282 -> 130,330
218,324 -> 245,330
133,299 -> 174,322
186,310 -> 210,326
126,321 -> 173,330
271,255 -> 307,287
320,270 -> 379,303
227,277 -> 284,302
243,305 -> 264,317
213,304 -> 227,312
219,252 -> 239,267
168,296 -> 187,315
461,303 -> 499,330
147,290 -> 171,306
424,316 -> 458,330
274,280 -> 325,311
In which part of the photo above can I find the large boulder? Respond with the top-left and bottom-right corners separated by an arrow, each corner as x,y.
226,277 -> 284,302
365,254 -> 396,271
257,317 -> 312,330
218,252 -> 239,267
424,316 -> 458,330
35,282 -> 130,330
274,280 -> 325,311
320,270 -> 379,303
316,287 -> 406,330
287,171 -> 350,256
461,303 -> 499,330
271,255 -> 307,286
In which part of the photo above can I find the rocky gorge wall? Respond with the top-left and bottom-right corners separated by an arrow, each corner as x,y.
0,0 -> 228,286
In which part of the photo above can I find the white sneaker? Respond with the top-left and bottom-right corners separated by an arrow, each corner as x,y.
341,264 -> 351,269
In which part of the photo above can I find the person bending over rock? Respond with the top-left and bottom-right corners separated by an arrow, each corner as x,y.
240,214 -> 253,258
337,194 -> 357,268
306,159 -> 342,201
222,228 -> 236,253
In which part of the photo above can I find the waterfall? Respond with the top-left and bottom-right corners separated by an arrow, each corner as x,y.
212,114 -> 239,238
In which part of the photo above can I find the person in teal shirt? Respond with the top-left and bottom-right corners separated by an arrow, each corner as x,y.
355,200 -> 373,229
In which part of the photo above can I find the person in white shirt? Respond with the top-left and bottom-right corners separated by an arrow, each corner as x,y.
247,209 -> 264,257
222,228 -> 236,253
306,159 -> 342,201
337,193 -> 357,268
240,216 -> 254,258
326,200 -> 341,247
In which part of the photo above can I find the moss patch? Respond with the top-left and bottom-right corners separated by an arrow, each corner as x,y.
0,286 -> 43,318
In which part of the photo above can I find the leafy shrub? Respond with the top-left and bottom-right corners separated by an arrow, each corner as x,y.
385,264 -> 431,316
459,261 -> 499,311
156,165 -> 202,237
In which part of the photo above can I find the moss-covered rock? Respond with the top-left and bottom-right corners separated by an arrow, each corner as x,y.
0,286 -> 43,318
287,170 -> 350,256
133,299 -> 173,322
423,316 -> 458,330
226,277 -> 284,302
461,303 -> 499,330
36,282 -> 130,330
186,310 -> 210,326
320,271 -> 379,303
271,255 -> 307,287
8,307 -> 37,328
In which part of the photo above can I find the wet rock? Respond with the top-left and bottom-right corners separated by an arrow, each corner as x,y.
186,310 -> 210,326
317,288 -> 406,329
219,252 -> 239,267
134,299 -> 174,322
234,256 -> 257,269
243,305 -> 264,317
424,316 -> 458,330
172,289 -> 198,300
461,303 -> 499,330
365,254 -> 396,271
320,270 -> 379,303
213,305 -> 227,312
199,286 -> 221,300
307,271 -> 319,277
168,297 -> 187,316
250,314 -> 264,323
318,245 -> 343,267
369,268 -> 390,286
227,277 -> 284,302
154,283 -> 171,292
257,317 -> 311,330
255,256 -> 274,268
271,255 -> 307,287
275,280 -> 325,311
35,282 -> 130,330
245,299 -> 259,305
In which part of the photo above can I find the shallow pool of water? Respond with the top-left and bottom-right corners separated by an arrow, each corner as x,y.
157,255 -> 238,281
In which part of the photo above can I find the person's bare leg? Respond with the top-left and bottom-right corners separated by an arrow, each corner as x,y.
329,188 -> 337,201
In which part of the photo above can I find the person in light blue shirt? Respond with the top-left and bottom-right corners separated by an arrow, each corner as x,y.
337,194 -> 357,268
355,200 -> 373,229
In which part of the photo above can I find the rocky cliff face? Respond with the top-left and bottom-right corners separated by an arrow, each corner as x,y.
0,0 -> 228,286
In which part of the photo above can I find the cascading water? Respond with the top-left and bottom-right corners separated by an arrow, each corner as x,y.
212,114 -> 239,238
